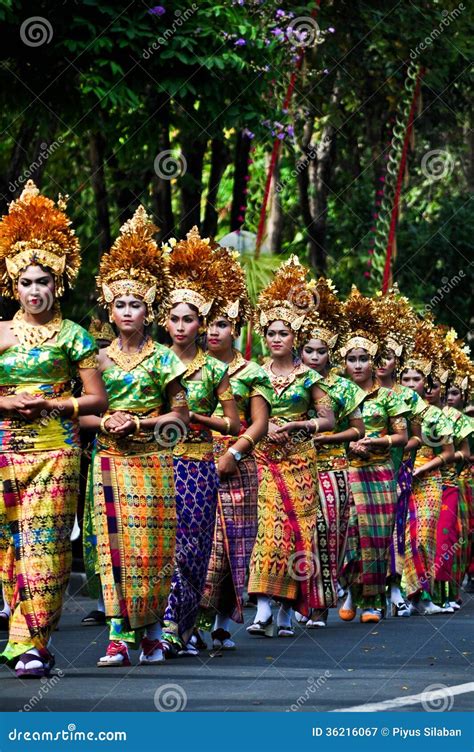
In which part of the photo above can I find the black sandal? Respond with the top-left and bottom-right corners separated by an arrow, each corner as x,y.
246,616 -> 273,637
0,612 -> 9,631
81,610 -> 106,626
15,649 -> 55,679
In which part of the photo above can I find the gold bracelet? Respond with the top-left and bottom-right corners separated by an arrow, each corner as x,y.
218,388 -> 234,403
241,433 -> 255,450
413,435 -> 422,446
439,455 -> 446,466
222,416 -> 231,434
131,415 -> 141,434
455,450 -> 464,462
351,426 -> 361,439
70,396 -> 80,420
100,415 -> 111,435
386,435 -> 393,447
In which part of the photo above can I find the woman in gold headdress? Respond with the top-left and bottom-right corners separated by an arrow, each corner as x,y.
339,288 -> 409,624
161,228 -> 240,657
401,320 -> 455,615
198,246 -> 271,650
373,288 -> 426,616
0,181 -> 107,677
247,257 -> 335,637
298,278 -> 365,628
81,206 -> 189,667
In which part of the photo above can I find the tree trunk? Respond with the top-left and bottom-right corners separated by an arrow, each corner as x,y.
230,130 -> 252,231
267,160 -> 284,252
150,95 -> 175,240
89,131 -> 111,259
307,126 -> 336,275
202,137 -> 231,237
1,119 -> 39,210
179,134 -> 207,236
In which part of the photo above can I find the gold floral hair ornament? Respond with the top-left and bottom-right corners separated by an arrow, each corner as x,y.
437,327 -> 473,394
163,226 -> 227,324
404,318 -> 441,379
97,205 -> 170,324
374,285 -> 417,363
255,255 -> 316,344
340,286 -> 382,358
300,277 -> 348,352
207,246 -> 252,332
0,180 -> 81,298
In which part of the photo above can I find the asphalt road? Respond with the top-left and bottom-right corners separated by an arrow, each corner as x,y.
1,590 -> 473,713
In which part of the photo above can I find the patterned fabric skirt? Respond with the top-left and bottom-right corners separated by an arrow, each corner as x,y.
83,447 -> 100,600
459,475 -> 474,577
342,463 -> 396,607
456,476 -> 472,584
163,458 -> 219,636
0,448 -> 80,660
248,446 -> 319,616
313,469 -> 351,609
93,449 -> 176,635
432,484 -> 460,604
403,471 -> 442,598
389,457 -> 414,578
201,454 -> 258,625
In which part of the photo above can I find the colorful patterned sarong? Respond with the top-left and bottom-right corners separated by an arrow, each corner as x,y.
93,448 -> 176,635
0,448 -> 80,659
432,484 -> 460,604
459,474 -> 474,579
313,469 -> 351,609
343,463 -> 396,607
201,454 -> 258,624
403,471 -> 442,598
248,442 -> 319,616
389,456 -> 414,578
164,457 -> 219,636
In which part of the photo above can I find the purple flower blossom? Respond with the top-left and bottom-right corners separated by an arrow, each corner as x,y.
149,5 -> 166,16
235,38 -> 246,46
277,133 -> 285,140
328,26 -> 335,33
286,125 -> 294,138
275,9 -> 285,17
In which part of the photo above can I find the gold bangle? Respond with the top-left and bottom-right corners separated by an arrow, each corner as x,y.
386,435 -> 393,447
100,415 -> 111,435
351,426 -> 361,439
131,415 -> 141,434
241,433 -> 255,450
413,435 -> 422,446
222,416 -> 231,434
439,455 -> 446,466
70,396 -> 80,420
455,450 -> 464,462
218,388 -> 234,403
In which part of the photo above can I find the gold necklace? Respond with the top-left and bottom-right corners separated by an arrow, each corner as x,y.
228,349 -> 246,376
183,347 -> 207,378
107,336 -> 155,372
11,307 -> 63,348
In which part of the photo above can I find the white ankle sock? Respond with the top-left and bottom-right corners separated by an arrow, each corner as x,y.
0,602 -> 11,617
255,596 -> 272,623
277,601 -> 292,628
343,589 -> 353,611
391,586 -> 403,604
146,622 -> 162,640
215,614 -> 231,632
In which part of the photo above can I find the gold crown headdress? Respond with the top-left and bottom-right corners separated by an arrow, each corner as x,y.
0,180 -> 80,298
437,327 -> 472,393
375,284 -> 418,361
88,317 -> 115,343
403,318 -> 444,380
163,226 -> 225,323
209,246 -> 252,332
340,286 -> 382,358
97,205 -> 170,324
255,255 -> 316,344
300,277 -> 348,351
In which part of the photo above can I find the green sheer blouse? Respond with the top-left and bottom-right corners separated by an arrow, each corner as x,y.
349,386 -> 410,467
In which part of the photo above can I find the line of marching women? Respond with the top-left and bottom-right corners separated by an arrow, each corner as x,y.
0,182 -> 472,679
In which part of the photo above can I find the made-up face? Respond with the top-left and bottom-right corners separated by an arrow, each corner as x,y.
345,347 -> 372,383
265,320 -> 295,358
424,379 -> 442,405
17,264 -> 55,313
207,318 -> 233,353
112,295 -> 147,334
167,303 -> 200,349
446,386 -> 463,409
400,368 -> 425,396
376,348 -> 396,380
301,338 -> 329,373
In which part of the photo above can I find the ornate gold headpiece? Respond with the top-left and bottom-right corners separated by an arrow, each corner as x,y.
255,255 -> 316,344
374,285 -> 417,362
97,205 -> 170,324
404,318 -> 441,380
0,180 -> 81,298
300,277 -> 347,352
340,286 -> 382,358
208,246 -> 252,332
